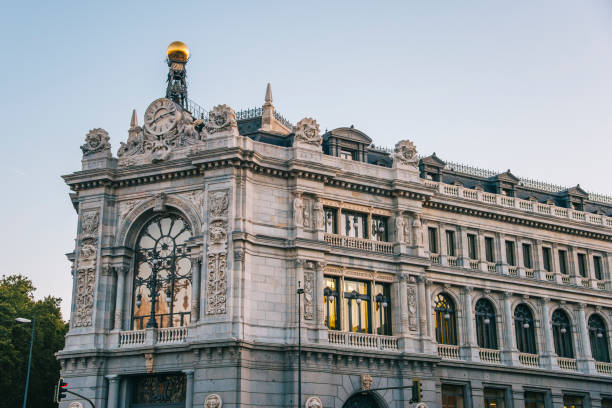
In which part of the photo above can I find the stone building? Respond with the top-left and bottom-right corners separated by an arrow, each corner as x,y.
58,42 -> 612,408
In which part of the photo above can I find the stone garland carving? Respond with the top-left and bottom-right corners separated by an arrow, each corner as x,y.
293,194 -> 304,227
303,270 -> 314,320
204,104 -> 237,136
206,190 -> 229,315
407,285 -> 418,331
305,396 -> 322,408
74,268 -> 95,327
74,209 -> 100,327
394,139 -> 418,166
293,118 -> 321,146
81,128 -> 111,156
205,394 -> 223,408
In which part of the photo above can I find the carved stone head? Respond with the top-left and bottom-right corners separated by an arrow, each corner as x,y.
205,393 -> 222,408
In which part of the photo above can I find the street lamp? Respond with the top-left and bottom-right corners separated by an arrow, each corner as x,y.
16,311 -> 36,408
375,293 -> 388,335
296,281 -> 305,408
323,287 -> 336,328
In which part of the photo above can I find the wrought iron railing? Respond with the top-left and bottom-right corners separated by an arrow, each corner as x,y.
185,99 -> 208,120
273,111 -> 293,129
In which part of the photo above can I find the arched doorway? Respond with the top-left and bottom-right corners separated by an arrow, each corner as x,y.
342,392 -> 384,408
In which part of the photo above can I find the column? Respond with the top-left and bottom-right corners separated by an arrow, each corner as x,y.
577,303 -> 596,374
462,286 -> 478,360
551,243 -> 562,284
458,226 -> 469,268
316,261 -> 327,340
478,230 -> 488,272
495,233 -> 508,274
534,240 -> 545,280
516,239 -> 525,277
439,224 -> 448,266
113,267 -> 127,331
540,297 -> 557,370
106,375 -> 120,408
501,292 -> 519,365
190,257 -> 201,323
183,370 -> 194,408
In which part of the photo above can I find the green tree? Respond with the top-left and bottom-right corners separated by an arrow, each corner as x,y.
0,275 -> 68,408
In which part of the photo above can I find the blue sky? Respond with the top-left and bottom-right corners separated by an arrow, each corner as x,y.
1,1 -> 611,318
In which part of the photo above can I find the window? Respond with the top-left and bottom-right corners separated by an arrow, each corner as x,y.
371,215 -> 388,242
475,298 -> 498,349
542,247 -> 552,272
323,276 -> 340,330
343,280 -> 370,333
337,279 -> 392,335
324,207 -> 338,234
340,150 -> 353,160
467,234 -> 478,260
594,256 -> 603,280
558,250 -> 568,275
588,314 -> 610,363
505,241 -> 516,266
602,398 -> 612,408
342,211 -> 367,239
374,283 -> 391,335
131,373 -> 186,407
552,309 -> 574,358
577,253 -> 587,277
442,384 -> 465,408
132,213 -> 192,330
485,237 -> 495,263
428,228 -> 439,254
484,388 -> 506,408
522,243 -> 532,269
514,304 -> 537,354
434,293 -> 457,345
446,230 -> 456,257
524,391 -> 546,408
563,395 -> 583,408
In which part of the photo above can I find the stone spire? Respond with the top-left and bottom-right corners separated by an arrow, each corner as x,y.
259,82 -> 291,135
265,82 -> 273,105
130,109 -> 138,129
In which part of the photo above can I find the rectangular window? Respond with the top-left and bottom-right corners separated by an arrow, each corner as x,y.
343,280 -> 371,333
594,256 -> 603,280
577,253 -> 587,277
428,227 -> 439,254
602,398 -> 612,408
505,241 -> 516,266
446,230 -> 456,257
323,207 -> 338,234
323,276 -> 340,330
467,234 -> 478,260
563,395 -> 584,408
485,237 -> 495,263
342,211 -> 367,239
525,391 -> 546,408
542,247 -> 552,272
522,243 -> 533,269
559,250 -> 568,275
371,215 -> 388,242
374,283 -> 392,335
340,150 -> 353,160
484,388 -> 506,408
442,384 -> 465,408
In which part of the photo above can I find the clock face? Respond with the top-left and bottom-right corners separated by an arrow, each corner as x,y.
144,98 -> 181,135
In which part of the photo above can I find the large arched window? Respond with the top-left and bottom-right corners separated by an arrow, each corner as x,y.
475,298 -> 498,349
588,314 -> 610,363
514,304 -> 537,354
552,309 -> 574,358
132,213 -> 193,329
434,293 -> 457,345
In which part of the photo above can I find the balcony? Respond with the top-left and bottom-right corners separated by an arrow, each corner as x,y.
557,357 -> 578,371
118,326 -> 189,348
328,331 -> 398,351
519,352 -> 540,368
437,344 -> 460,360
508,266 -> 518,276
479,348 -> 502,364
596,361 -> 612,375
447,256 -> 458,267
469,260 -> 479,270
324,233 -> 393,254
430,253 -> 441,264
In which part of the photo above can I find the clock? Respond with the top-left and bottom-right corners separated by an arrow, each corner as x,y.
144,98 -> 181,136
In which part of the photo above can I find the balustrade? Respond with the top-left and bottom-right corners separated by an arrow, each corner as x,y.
561,276 -> 570,285
119,330 -> 146,347
324,233 -> 393,254
581,279 -> 590,288
487,263 -> 496,273
157,326 -> 188,344
437,344 -> 460,360
479,348 -> 502,364
557,357 -> 578,371
519,353 -> 540,368
447,256 -> 458,267
430,253 -> 441,264
508,266 -> 518,276
546,273 -> 555,282
595,361 -> 612,375
525,269 -> 535,279
328,331 -> 398,351
597,282 -> 606,290
469,260 -> 479,270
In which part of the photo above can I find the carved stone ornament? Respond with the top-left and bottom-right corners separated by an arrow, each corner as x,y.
73,268 -> 95,327
81,210 -> 99,238
144,353 -> 155,373
407,285 -> 418,331
204,393 -> 222,408
81,128 -> 111,156
394,139 -> 418,166
209,220 -> 228,244
69,402 -> 84,408
205,104 -> 237,135
360,373 -> 373,391
206,190 -> 230,315
305,396 -> 322,408
394,215 -> 404,242
313,199 -> 324,230
293,117 -> 321,146
293,194 -> 304,227
303,271 -> 314,320
117,98 -> 203,163
209,191 -> 229,218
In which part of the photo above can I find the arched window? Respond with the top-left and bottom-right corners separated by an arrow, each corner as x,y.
588,314 -> 610,363
434,293 -> 457,345
132,213 -> 193,329
514,304 -> 536,354
552,309 -> 573,358
475,298 -> 498,349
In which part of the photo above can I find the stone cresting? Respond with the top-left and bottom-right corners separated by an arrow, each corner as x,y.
81,128 -> 111,156
206,190 -> 229,315
394,139 -> 418,166
73,209 -> 99,327
293,117 -> 321,146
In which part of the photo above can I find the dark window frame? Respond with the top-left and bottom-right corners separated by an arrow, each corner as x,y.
446,230 -> 456,257
514,304 -> 537,354
558,250 -> 568,275
428,227 -> 439,254
594,256 -> 604,280
505,241 -> 516,266
475,298 -> 498,349
467,234 -> 478,260
434,293 -> 458,345
542,247 -> 552,272
485,237 -> 495,263
588,314 -> 610,363
522,243 -> 533,269
577,253 -> 588,277
552,309 -> 574,358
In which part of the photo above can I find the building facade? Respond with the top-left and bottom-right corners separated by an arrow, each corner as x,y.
58,43 -> 612,408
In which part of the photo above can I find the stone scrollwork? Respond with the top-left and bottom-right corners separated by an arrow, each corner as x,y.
204,104 -> 238,136
206,190 -> 229,315
74,209 -> 100,327
305,396 -> 322,408
293,118 -> 321,146
81,210 -> 99,239
204,393 -> 223,408
394,139 -> 418,166
81,128 -> 111,157
303,271 -> 314,320
407,285 -> 418,331
74,268 -> 95,327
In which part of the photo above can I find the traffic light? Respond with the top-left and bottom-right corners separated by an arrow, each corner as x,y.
411,378 -> 422,403
55,378 -> 68,402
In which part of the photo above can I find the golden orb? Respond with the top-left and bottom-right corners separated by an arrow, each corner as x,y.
166,41 -> 190,62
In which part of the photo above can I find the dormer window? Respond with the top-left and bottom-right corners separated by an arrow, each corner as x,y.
340,150 -> 354,160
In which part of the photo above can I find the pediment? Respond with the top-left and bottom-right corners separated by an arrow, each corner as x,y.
562,184 -> 588,198
490,170 -> 519,184
326,127 -> 372,144
420,153 -> 446,167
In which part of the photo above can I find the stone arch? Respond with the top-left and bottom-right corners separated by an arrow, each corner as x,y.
341,391 -> 389,408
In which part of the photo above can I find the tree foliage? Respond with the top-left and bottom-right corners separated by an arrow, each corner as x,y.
0,275 -> 68,408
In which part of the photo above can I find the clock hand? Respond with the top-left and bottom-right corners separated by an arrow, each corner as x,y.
152,111 -> 175,123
